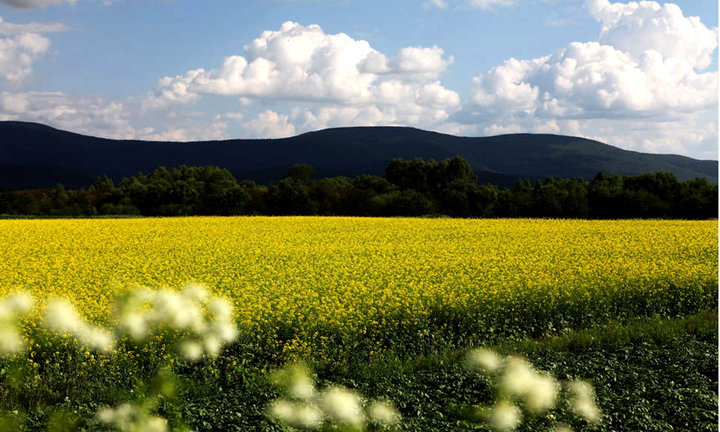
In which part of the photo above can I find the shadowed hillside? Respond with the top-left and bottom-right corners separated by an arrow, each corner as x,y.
0,121 -> 716,189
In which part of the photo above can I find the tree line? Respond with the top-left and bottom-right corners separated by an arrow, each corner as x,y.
0,156 -> 716,219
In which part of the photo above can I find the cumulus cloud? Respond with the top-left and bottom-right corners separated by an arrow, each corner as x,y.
139,112 -> 244,142
0,91 -> 136,138
142,21 -> 461,137
146,22 -> 381,106
0,32 -> 51,84
387,46 -> 454,81
0,16 -> 64,85
144,22 -> 459,118
463,0 -> 717,157
588,0 -> 717,69
242,110 -> 297,139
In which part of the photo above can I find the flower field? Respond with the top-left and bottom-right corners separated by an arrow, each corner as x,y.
0,217 -> 716,362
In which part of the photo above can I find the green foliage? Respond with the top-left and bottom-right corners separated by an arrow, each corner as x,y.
0,158 -> 717,218
2,296 -> 715,431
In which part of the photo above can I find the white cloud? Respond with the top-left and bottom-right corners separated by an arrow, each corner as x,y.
467,0 -> 514,9
472,40 -> 717,116
0,16 -> 68,34
483,123 -> 523,135
0,16 -> 64,85
423,0 -> 448,9
389,46 -> 454,81
463,0 -> 718,157
144,21 -> 461,135
242,110 -> 296,139
140,117 -> 229,142
145,23 -> 457,108
588,0 -> 717,69
425,0 -> 514,10
146,22 -> 382,105
0,91 -> 136,138
0,32 -> 51,84
0,0 -> 75,9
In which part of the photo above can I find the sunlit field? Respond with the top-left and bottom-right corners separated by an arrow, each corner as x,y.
1,217 -> 716,362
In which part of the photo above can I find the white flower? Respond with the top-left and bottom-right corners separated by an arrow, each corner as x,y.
45,300 -> 81,333
45,299 -> 114,352
268,400 -> 295,423
182,284 -> 209,302
320,387 -> 365,426
96,402 -> 169,432
268,400 -> 322,429
119,312 -> 147,340
0,304 -> 11,322
115,286 -> 238,360
525,374 -> 558,413
466,348 -> 502,373
209,297 -> 233,321
143,417 -> 169,432
5,293 -> 34,315
288,376 -> 315,401
487,400 -> 521,431
0,326 -> 22,355
152,291 -> 188,328
572,398 -> 601,423
292,404 -> 324,429
83,328 -> 115,352
180,341 -> 204,361
96,406 -> 117,424
552,424 -> 573,432
500,357 -> 535,397
568,380 -> 601,423
213,322 -> 238,343
368,401 -> 401,425
203,335 -> 222,357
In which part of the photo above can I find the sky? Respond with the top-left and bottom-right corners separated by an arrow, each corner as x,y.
0,0 -> 717,159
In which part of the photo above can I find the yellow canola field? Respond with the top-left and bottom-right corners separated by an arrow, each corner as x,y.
0,217 -> 716,358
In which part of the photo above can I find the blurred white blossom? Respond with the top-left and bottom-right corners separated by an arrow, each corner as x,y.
466,347 -> 502,373
97,402 -> 173,432
0,325 -> 23,355
0,292 -> 34,355
45,299 -> 114,352
368,401 -> 401,426
115,284 -> 238,361
267,400 -> 323,430
267,363 -> 400,430
288,375 -> 315,401
500,357 -> 536,397
488,400 -> 521,431
467,348 -> 599,430
320,386 -> 365,427
179,340 -> 204,361
525,373 -> 559,413
568,380 -> 601,423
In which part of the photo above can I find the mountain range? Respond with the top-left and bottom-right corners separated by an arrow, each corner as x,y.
0,121 -> 716,190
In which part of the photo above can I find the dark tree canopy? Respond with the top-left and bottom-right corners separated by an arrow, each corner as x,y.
0,158 -> 716,219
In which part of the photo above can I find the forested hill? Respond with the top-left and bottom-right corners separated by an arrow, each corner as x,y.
0,121 -> 716,189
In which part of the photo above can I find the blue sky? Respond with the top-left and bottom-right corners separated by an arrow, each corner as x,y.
0,0 -> 717,159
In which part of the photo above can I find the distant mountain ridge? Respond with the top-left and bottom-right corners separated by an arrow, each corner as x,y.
0,121 -> 716,189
